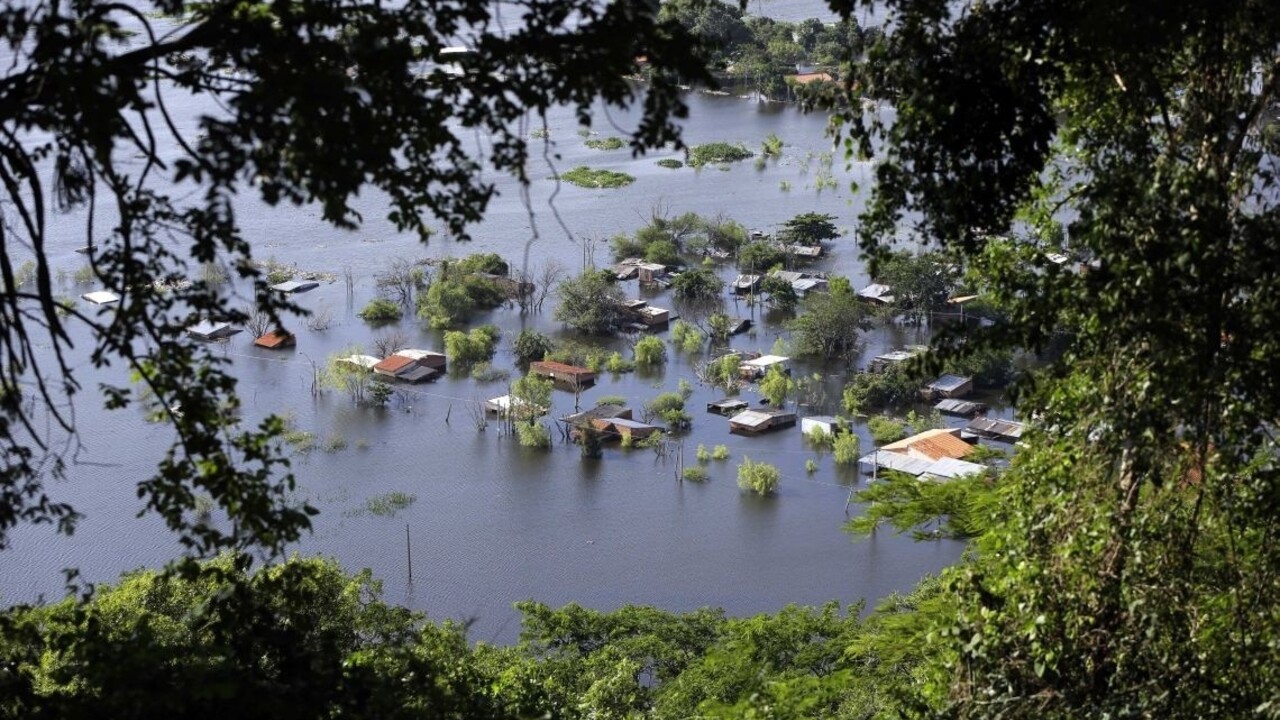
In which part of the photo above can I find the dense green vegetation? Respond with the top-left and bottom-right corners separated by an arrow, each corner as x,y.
687,141 -> 753,168
560,166 -> 636,189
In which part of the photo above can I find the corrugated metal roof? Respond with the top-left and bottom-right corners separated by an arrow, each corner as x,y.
882,428 -> 974,461
531,360 -> 596,377
928,374 -> 972,392
923,457 -> 987,479
859,451 -> 933,476
858,283 -> 895,302
729,410 -> 773,428
374,355 -> 416,374
396,365 -> 440,383
742,354 -> 790,367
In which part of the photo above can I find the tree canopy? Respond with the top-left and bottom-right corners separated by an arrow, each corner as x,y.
0,0 -> 708,555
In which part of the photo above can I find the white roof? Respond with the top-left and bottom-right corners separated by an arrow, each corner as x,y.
81,290 -> 121,305
338,354 -> 380,369
858,283 -> 895,302
742,354 -> 790,368
395,349 -> 445,361
771,270 -> 804,283
271,280 -> 319,294
793,278 -> 824,292
187,320 -> 239,339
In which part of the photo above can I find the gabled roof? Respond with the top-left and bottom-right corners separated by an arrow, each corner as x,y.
858,283 -> 895,302
374,354 -> 416,374
882,428 -> 974,461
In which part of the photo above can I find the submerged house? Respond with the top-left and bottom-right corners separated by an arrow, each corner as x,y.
800,416 -> 843,436
857,283 -> 895,305
637,263 -> 668,284
530,360 -> 597,391
859,428 -> 985,480
728,408 -> 797,435
81,290 -> 121,306
923,374 -> 974,399
935,398 -> 988,417
373,350 -> 445,383
337,354 -> 380,370
870,346 -> 926,372
590,417 -> 662,442
253,328 -> 296,349
270,280 -> 320,294
739,354 -> 791,380
621,299 -> 671,327
187,319 -> 241,341
484,394 -> 546,419
963,417 -> 1025,443
707,397 -> 749,416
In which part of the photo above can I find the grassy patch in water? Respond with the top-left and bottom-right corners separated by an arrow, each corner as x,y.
656,158 -> 683,169
688,142 -> 753,168
366,492 -> 417,517
560,166 -> 635,189
585,136 -> 625,150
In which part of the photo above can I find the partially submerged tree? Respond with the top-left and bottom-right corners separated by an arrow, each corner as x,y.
554,270 -> 626,335
0,0 -> 709,554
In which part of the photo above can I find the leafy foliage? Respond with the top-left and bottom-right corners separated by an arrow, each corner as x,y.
671,267 -> 724,300
688,142 -> 753,167
866,416 -> 906,446
358,298 -> 402,324
787,278 -> 870,359
842,367 -> 919,415
759,364 -> 795,407
444,325 -> 501,366
633,336 -> 667,365
779,212 -> 839,245
584,136 -> 625,150
644,392 -> 691,430
513,329 -> 554,365
736,457 -> 780,495
554,270 -> 626,335
560,166 -> 636,188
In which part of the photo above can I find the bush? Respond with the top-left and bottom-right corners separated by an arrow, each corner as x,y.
417,274 -> 502,328
595,394 -> 627,406
670,320 -> 704,353
806,426 -> 832,448
561,166 -> 635,188
833,432 -> 861,465
634,336 -> 666,365
366,492 -> 416,517
513,329 -> 554,365
444,325 -> 500,365
453,252 -> 510,276
470,362 -> 510,383
515,421 -> 551,448
585,136 -> 625,150
737,240 -> 785,274
358,297 -> 401,323
656,158 -> 683,169
712,444 -> 730,461
842,367 -> 920,415
645,392 -> 691,430
737,457 -> 780,495
671,268 -> 724,300
644,239 -> 680,266
867,416 -> 907,445
605,352 -> 635,374
696,444 -> 711,462
689,142 -> 753,168
761,133 -> 784,157
580,425 -> 603,459
805,458 -> 818,474
682,466 -> 710,482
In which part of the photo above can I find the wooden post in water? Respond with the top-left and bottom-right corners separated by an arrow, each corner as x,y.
405,524 -> 413,584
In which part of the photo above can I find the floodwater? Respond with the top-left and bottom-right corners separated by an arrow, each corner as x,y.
0,2 -> 989,643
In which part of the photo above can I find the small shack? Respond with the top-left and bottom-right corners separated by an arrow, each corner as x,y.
562,404 -> 632,425
394,349 -> 448,370
622,299 -> 670,327
707,397 -> 749,416
187,320 -> 241,341
963,417 -> 1025,443
271,280 -> 320,294
800,416 -> 842,436
739,354 -> 791,380
530,360 -> 597,391
637,263 -> 668,284
783,243 -> 824,259
924,374 -> 974,399
591,417 -> 662,442
373,352 -> 442,383
81,290 -> 121,306
935,398 -> 987,417
870,346 -> 926,372
733,274 -> 762,294
253,329 -> 295,349
728,408 -> 797,435
857,450 -> 986,480
857,283 -> 895,305
792,277 -> 828,296
337,354 -> 380,370
484,394 -> 546,419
